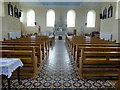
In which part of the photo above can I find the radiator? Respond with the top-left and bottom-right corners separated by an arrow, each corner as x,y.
100,33 -> 112,41
8,32 -> 21,39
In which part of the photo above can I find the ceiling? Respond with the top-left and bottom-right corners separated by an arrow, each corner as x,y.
20,2 -> 102,8
40,2 -> 81,6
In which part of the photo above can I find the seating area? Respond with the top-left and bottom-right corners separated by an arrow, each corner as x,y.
0,1 -> 120,89
66,36 -> 120,88
0,35 -> 55,78
0,35 -> 120,89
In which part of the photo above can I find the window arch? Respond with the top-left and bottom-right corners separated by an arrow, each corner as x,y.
87,10 -> 96,27
27,9 -> 35,26
67,10 -> 76,27
46,9 -> 55,27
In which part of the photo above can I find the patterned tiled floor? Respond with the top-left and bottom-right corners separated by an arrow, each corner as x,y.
2,40 -> 115,89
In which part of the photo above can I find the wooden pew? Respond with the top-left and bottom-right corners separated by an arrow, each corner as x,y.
66,36 -> 119,60
0,42 -> 46,61
65,35 -> 119,56
66,35 -> 120,80
74,44 -> 120,66
1,35 -> 54,60
71,42 -> 119,54
115,69 -> 120,88
49,36 -> 55,47
0,49 -> 37,78
0,45 -> 42,66
78,47 -> 120,79
1,38 -> 50,58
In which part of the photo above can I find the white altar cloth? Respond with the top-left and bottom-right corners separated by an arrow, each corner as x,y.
0,58 -> 23,78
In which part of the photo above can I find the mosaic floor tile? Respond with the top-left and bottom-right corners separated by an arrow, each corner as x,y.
2,40 -> 115,89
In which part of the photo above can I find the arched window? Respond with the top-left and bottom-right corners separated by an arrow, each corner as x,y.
87,10 -> 96,27
46,9 -> 55,27
67,10 -> 76,27
116,0 -> 120,19
27,9 -> 35,26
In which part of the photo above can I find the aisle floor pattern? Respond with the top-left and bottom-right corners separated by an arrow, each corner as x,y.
3,40 -> 115,89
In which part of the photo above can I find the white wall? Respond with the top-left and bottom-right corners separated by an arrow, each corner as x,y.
118,19 -> 120,42
118,1 -> 120,42
0,1 -> 4,17
2,16 -> 21,39
0,1 -> 4,41
21,6 -> 101,35
0,15 -> 1,41
118,1 -> 120,18
0,2 -> 21,40
100,2 -> 119,42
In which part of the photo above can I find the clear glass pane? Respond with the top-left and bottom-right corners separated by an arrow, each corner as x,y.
87,10 -> 96,27
46,9 -> 55,27
67,10 -> 76,27
27,10 -> 35,26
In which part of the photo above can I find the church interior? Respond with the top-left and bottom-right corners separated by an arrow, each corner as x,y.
0,0 -> 120,89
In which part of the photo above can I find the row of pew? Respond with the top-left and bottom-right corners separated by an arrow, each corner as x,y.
0,35 -> 55,78
66,36 -> 120,88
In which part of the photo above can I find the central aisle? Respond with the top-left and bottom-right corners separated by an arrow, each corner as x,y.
45,40 -> 78,79
37,40 -> 80,88
11,40 -> 114,88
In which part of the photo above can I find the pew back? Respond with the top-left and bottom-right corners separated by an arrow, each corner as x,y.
0,49 -> 37,78
79,47 -> 120,79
